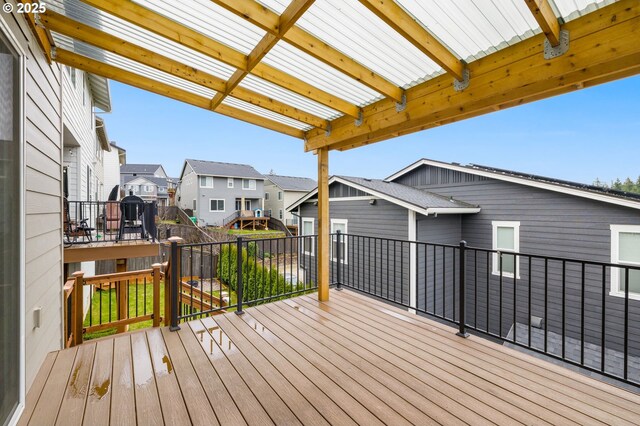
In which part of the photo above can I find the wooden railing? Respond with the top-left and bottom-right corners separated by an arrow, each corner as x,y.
65,263 -> 166,346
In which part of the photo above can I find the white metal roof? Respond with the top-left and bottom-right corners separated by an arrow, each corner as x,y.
45,0 -> 618,136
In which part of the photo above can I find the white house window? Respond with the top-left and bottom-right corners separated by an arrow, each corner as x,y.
265,192 -> 270,200
492,221 -> 520,278
611,225 -> 640,299
210,199 -> 225,212
331,219 -> 348,264
279,209 -> 283,220
227,178 -> 234,188
199,176 -> 213,188
302,218 -> 315,255
193,199 -> 197,211
242,179 -> 256,190
278,191 -> 282,200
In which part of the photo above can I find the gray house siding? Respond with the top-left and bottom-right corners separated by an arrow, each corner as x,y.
395,164 -> 640,359
299,183 -> 410,304
416,214 -> 462,321
196,177 -> 264,226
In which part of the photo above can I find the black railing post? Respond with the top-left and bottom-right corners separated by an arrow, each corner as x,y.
236,237 -> 244,315
336,230 -> 342,290
169,240 -> 180,331
457,240 -> 469,337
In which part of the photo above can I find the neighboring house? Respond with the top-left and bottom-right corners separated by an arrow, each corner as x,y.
122,175 -> 169,206
103,142 -> 126,197
178,159 -> 265,226
264,174 -> 316,225
290,158 -> 640,363
120,163 -> 169,205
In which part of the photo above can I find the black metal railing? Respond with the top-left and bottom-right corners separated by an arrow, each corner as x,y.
65,200 -> 157,245
169,234 -> 318,328
333,232 -> 640,387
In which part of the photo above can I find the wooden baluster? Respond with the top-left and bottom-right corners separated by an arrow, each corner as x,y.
116,258 -> 128,333
72,271 -> 85,346
152,263 -> 162,327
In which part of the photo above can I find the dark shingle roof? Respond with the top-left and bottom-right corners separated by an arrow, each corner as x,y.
121,164 -> 162,174
187,159 -> 264,179
468,163 -> 640,202
338,176 -> 478,210
267,174 -> 316,191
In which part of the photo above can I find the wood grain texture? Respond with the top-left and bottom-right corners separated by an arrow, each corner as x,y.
21,290 -> 640,425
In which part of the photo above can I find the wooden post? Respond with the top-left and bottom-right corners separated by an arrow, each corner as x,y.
72,271 -> 84,346
167,237 -> 184,327
152,263 -> 162,327
116,258 -> 128,333
317,147 -> 330,302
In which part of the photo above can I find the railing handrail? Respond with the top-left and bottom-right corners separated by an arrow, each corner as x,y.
338,232 -> 640,271
82,269 -> 155,285
222,210 -> 241,226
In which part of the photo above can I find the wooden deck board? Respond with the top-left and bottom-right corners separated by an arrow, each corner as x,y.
330,291 -> 640,424
20,289 -> 640,425
110,335 -> 136,426
83,339 -> 113,426
18,351 -> 58,426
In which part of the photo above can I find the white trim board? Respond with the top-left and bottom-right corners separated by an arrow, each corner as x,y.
385,159 -> 640,211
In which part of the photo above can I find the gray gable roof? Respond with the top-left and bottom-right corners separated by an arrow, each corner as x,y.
338,176 -> 477,210
121,164 -> 162,174
123,175 -> 168,186
186,159 -> 264,179
267,174 -> 316,191
386,158 -> 640,211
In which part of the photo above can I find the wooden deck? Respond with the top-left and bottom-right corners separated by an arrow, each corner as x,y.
20,289 -> 640,425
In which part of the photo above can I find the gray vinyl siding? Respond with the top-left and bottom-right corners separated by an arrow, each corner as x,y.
299,188 -> 410,304
396,164 -> 640,357
416,214 -> 462,320
3,9 -> 65,392
195,176 -> 264,226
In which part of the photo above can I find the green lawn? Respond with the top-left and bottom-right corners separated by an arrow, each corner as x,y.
82,280 -> 238,340
83,282 -> 165,340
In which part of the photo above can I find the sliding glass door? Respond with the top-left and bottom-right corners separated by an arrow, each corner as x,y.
0,30 -> 21,425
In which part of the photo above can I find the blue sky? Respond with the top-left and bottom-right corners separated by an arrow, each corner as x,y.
101,75 -> 640,184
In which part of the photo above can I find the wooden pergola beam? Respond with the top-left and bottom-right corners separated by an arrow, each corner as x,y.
525,0 -> 561,46
53,49 -> 304,138
39,10 -> 327,130
210,0 -> 315,110
211,0 -> 405,102
305,0 -> 640,152
357,0 -> 465,81
80,0 -> 359,118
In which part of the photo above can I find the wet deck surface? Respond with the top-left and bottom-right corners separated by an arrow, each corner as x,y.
20,289 -> 640,425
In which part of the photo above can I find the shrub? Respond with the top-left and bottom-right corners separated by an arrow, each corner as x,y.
218,244 -> 296,305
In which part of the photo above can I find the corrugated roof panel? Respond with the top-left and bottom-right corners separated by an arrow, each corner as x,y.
240,74 -> 342,120
264,40 -> 383,107
52,33 -> 218,98
259,0 -> 444,88
132,0 -> 265,55
395,0 -> 540,63
49,0 -> 237,80
222,97 -> 313,131
553,0 -> 617,21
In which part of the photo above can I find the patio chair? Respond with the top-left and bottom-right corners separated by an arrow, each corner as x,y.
117,195 -> 147,241
63,198 -> 93,244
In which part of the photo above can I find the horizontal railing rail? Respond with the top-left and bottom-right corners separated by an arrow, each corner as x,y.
66,264 -> 164,346
333,231 -> 640,387
65,200 -> 158,245
169,234 -> 318,327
